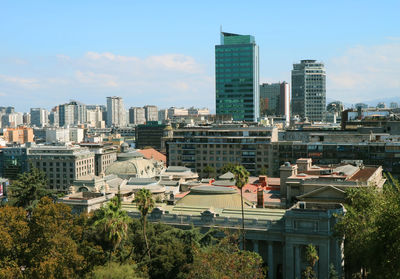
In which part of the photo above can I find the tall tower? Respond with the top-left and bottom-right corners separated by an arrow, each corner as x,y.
215,32 -> 259,122
291,60 -> 326,122
106,96 -> 126,127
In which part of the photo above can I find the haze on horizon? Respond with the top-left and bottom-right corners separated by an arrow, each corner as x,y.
1,0 -> 400,112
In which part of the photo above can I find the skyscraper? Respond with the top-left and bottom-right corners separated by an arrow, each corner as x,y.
129,107 -> 146,125
259,82 -> 290,121
291,60 -> 326,122
30,108 -> 49,127
59,101 -> 86,127
144,105 -> 158,122
215,32 -> 259,122
106,96 -> 126,127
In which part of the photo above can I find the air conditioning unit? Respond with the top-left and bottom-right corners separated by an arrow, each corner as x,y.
299,201 -> 306,209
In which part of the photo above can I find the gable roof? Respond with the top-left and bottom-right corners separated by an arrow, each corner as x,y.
137,148 -> 166,163
296,185 -> 346,200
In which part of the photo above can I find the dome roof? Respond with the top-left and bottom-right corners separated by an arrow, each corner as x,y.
105,157 -> 160,179
177,186 -> 251,209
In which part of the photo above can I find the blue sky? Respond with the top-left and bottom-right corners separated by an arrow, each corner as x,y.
1,0 -> 400,112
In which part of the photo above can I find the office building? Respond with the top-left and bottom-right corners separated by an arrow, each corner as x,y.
215,32 -> 259,122
136,122 -> 168,151
3,127 -> 34,144
79,142 -> 117,176
260,82 -> 290,121
167,107 -> 188,119
30,108 -> 49,127
106,96 -> 126,127
188,107 -> 210,115
166,124 -> 278,176
158,109 -> 168,123
291,60 -> 326,122
144,105 -> 158,122
28,144 -> 95,191
129,107 -> 146,125
0,144 -> 30,180
59,101 -> 87,127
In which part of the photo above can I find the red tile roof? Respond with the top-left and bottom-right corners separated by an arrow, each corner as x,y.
137,148 -> 166,164
348,167 -> 377,182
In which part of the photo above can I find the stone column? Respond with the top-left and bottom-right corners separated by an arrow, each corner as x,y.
268,242 -> 274,279
285,244 -> 294,279
295,245 -> 301,279
252,240 -> 259,253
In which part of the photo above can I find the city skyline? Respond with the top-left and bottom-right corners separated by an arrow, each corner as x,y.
1,1 -> 400,112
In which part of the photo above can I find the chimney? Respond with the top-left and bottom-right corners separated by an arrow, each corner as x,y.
259,175 -> 268,188
256,187 -> 264,208
280,162 -> 298,200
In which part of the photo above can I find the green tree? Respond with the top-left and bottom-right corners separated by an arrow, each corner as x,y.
135,189 -> 155,259
202,165 -> 216,178
93,197 -> 130,262
258,166 -> 268,176
27,197 -> 85,279
302,244 -> 319,279
231,165 -> 249,249
186,235 -> 264,279
328,263 -> 339,279
9,167 -> 52,211
218,163 -> 237,175
0,205 -> 29,279
87,262 -> 147,279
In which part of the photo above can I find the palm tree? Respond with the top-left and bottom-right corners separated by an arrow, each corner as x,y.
135,188 -> 155,258
93,197 -> 130,262
232,165 -> 249,250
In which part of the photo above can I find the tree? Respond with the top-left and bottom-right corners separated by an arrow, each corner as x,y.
335,173 -> 400,278
135,188 -> 155,259
186,235 -> 264,279
87,262 -> 147,279
231,165 -> 249,250
328,263 -> 339,279
26,197 -> 85,279
0,205 -> 29,279
202,165 -> 216,178
9,167 -> 52,212
93,197 -> 131,262
258,166 -> 268,176
302,244 -> 319,279
218,163 -> 237,175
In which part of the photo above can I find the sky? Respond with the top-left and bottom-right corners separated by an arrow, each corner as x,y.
1,0 -> 400,112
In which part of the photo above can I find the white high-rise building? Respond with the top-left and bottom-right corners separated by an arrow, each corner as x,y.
129,107 -> 146,125
144,105 -> 158,122
30,108 -> 49,127
106,96 -> 126,127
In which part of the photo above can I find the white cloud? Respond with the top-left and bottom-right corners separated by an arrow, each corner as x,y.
0,51 -> 214,111
328,42 -> 400,102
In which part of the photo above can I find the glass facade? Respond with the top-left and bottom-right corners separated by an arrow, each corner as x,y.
215,32 -> 259,122
291,60 -> 326,122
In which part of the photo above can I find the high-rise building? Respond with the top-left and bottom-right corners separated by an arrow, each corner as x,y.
59,101 -> 86,127
291,60 -> 326,122
144,105 -> 158,122
215,32 -> 259,122
106,96 -> 126,127
129,107 -> 146,125
259,82 -> 290,121
30,108 -> 49,127
158,109 -> 168,123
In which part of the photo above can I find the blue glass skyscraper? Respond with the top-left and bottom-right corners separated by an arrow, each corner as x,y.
215,32 -> 259,122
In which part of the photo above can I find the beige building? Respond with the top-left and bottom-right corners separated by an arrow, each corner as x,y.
79,142 -> 117,176
166,124 -> 278,176
280,158 -> 385,205
28,144 -> 95,191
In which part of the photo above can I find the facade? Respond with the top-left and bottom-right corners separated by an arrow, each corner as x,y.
30,108 -> 48,127
129,107 -> 146,125
86,105 -> 104,128
291,60 -> 326,122
167,107 -> 188,119
124,195 -> 344,279
107,96 -> 126,127
59,101 -> 87,127
158,109 -> 168,123
79,143 -> 117,176
144,105 -> 158,122
45,128 -> 70,143
188,107 -> 210,115
136,122 -> 168,151
260,82 -> 290,121
215,32 -> 259,122
3,127 -> 34,144
28,144 -> 95,191
0,144 -> 30,180
166,124 -> 278,176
